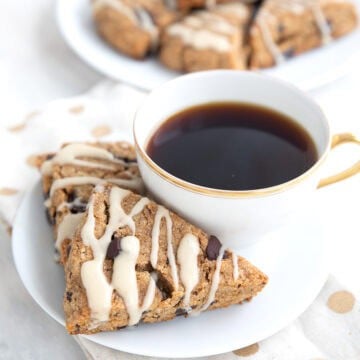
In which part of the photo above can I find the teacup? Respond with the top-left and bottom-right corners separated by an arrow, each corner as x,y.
133,71 -> 359,251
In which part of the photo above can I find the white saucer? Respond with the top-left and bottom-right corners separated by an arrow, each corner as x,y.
12,181 -> 328,358
56,0 -> 360,91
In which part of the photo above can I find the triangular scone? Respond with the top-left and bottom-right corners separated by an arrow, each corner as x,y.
249,0 -> 358,69
36,142 -> 143,264
159,3 -> 253,72
92,0 -> 181,59
64,184 -> 268,334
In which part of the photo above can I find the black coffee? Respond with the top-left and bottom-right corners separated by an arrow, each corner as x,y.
147,102 -> 318,191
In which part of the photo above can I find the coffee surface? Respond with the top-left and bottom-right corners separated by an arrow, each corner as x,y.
147,102 -> 317,191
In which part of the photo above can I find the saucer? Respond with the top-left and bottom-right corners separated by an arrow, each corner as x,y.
12,180 -> 328,357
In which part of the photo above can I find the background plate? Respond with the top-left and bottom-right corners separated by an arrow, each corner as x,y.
56,0 -> 360,91
13,179 -> 328,358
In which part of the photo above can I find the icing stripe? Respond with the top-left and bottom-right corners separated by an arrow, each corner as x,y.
151,206 -> 179,290
232,253 -> 239,281
193,245 -> 226,315
55,212 -> 84,252
49,176 -> 144,197
177,234 -> 200,309
41,143 -> 135,176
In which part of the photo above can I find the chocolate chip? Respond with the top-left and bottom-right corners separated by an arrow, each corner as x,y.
283,48 -> 295,59
223,251 -> 230,259
160,289 -> 169,301
117,326 -> 126,330
115,155 -> 129,163
327,19 -> 333,31
206,235 -> 222,260
46,154 -> 54,160
175,308 -> 188,317
278,23 -> 285,33
66,191 -> 75,203
66,245 -> 72,258
106,234 -> 122,259
45,210 -> 55,225
115,155 -> 135,164
70,203 -> 87,214
66,291 -> 73,302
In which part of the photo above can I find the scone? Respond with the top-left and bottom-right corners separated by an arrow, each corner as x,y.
38,142 -> 143,264
249,0 -> 358,69
64,184 -> 268,334
92,0 -> 181,59
159,3 -> 253,72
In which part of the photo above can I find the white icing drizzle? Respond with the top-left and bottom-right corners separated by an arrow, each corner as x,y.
232,253 -> 239,281
134,7 -> 160,50
151,206 -> 179,290
92,0 -> 138,23
166,3 -> 250,53
311,2 -> 332,44
112,236 -> 156,325
196,13 -> 237,34
193,246 -> 225,315
44,198 -> 51,208
41,143 -> 134,176
168,23 -> 232,52
215,3 -> 250,18
55,212 -> 84,251
177,234 -> 200,309
258,20 -> 285,65
49,176 -> 144,197
81,187 -> 153,324
81,196 -> 113,322
206,0 -> 217,8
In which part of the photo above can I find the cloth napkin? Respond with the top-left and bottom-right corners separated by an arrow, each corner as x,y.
1,81 -> 359,360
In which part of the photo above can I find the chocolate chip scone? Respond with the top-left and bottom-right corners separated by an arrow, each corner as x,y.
159,3 -> 253,72
92,0 -> 181,59
38,142 -> 143,264
64,184 -> 268,334
249,0 -> 358,69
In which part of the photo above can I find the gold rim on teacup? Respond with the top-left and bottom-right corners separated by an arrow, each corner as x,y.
134,131 -> 359,198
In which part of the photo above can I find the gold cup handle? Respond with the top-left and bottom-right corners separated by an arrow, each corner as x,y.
318,133 -> 360,188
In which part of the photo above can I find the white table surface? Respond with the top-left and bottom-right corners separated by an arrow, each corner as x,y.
0,1 -> 359,359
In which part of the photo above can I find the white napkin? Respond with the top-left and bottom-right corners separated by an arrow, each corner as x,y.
1,81 -> 359,360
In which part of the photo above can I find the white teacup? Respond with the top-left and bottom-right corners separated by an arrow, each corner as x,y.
134,71 -> 359,251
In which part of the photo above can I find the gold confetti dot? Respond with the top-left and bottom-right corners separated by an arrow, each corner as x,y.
91,125 -> 112,138
69,105 -> 85,114
0,188 -> 19,196
7,123 -> 26,132
7,110 -> 40,132
25,110 -> 40,121
0,216 -> 12,236
6,225 -> 12,236
327,291 -> 355,314
233,343 -> 259,357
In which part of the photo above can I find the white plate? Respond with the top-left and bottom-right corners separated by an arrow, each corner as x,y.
56,0 -> 360,91
13,180 -> 328,358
